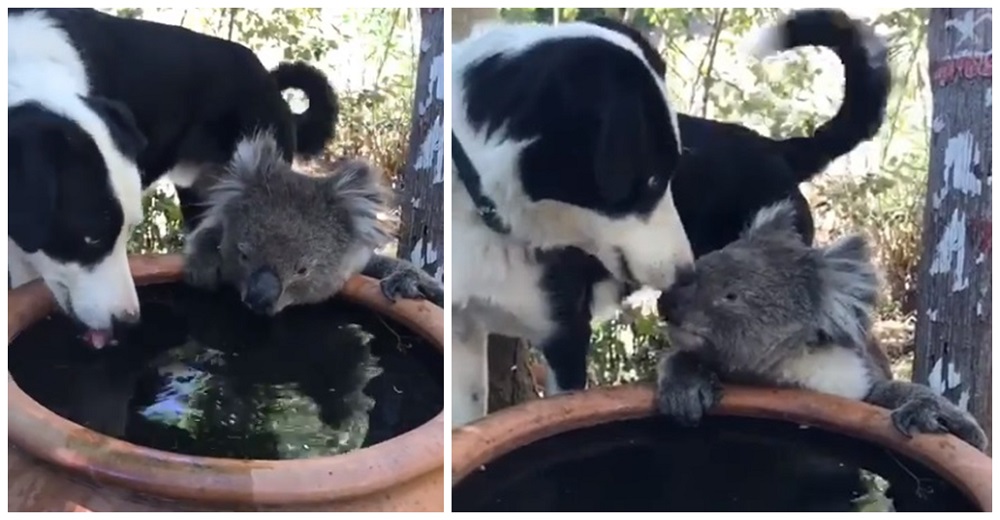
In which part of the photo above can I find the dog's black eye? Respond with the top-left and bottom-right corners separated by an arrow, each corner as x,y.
647,176 -> 659,189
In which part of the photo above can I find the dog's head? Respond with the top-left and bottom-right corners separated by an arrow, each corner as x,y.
453,18 -> 692,290
203,133 -> 393,315
9,97 -> 147,344
658,201 -> 880,363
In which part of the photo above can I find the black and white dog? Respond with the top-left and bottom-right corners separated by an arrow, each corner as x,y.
452,9 -> 891,426
8,8 -> 338,348
452,19 -> 695,425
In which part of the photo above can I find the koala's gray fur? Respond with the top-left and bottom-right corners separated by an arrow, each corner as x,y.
655,200 -> 988,452
183,131 -> 443,314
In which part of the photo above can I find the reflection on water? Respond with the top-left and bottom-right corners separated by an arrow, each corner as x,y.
453,416 -> 976,512
9,284 -> 443,460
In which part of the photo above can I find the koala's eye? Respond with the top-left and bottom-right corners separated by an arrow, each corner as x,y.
296,266 -> 308,276
724,292 -> 739,302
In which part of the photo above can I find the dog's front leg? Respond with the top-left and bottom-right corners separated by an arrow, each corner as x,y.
452,312 -> 489,428
538,320 -> 592,396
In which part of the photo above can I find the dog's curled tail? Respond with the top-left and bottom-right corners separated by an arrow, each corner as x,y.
746,9 -> 891,182
327,159 -> 395,250
271,61 -> 340,157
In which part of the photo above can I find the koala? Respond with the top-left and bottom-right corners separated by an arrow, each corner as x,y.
183,131 -> 442,314
655,200 -> 989,453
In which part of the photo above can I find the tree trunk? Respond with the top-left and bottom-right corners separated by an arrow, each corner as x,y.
913,8 -> 992,451
452,8 -> 540,413
398,9 -> 444,282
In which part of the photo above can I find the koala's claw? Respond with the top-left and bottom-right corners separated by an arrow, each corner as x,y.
891,398 -> 948,438
379,270 -> 423,302
656,371 -> 721,427
379,269 -> 443,306
890,397 -> 989,452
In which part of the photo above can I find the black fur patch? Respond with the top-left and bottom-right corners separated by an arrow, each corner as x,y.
463,34 -> 679,218
9,103 -> 123,265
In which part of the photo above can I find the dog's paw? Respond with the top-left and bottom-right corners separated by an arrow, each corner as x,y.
656,368 -> 721,427
379,268 -> 442,306
891,396 -> 989,452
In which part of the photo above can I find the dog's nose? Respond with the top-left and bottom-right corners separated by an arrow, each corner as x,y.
673,264 -> 696,289
658,265 -> 696,322
244,267 -> 281,314
118,309 -> 141,325
657,289 -> 680,323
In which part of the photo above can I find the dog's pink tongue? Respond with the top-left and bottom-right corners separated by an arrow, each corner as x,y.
82,329 -> 113,349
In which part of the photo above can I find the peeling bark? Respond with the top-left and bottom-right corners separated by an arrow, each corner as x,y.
398,9 -> 445,283
914,8 -> 992,451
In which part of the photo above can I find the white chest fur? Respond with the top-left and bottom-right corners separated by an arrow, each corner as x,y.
452,209 -> 557,342
777,346 -> 872,400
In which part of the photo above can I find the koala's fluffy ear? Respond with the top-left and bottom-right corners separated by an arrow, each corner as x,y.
744,199 -> 800,240
203,131 -> 288,218
229,130 -> 285,183
815,233 -> 880,348
324,159 -> 389,208
323,159 -> 393,248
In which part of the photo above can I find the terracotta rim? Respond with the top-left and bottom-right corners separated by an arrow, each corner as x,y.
452,384 -> 992,512
8,254 -> 444,505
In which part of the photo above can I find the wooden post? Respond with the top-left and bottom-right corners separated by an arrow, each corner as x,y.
913,8 -> 992,450
398,9 -> 445,283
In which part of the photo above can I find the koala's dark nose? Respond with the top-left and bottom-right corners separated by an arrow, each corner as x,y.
658,265 -> 697,322
244,267 -> 282,314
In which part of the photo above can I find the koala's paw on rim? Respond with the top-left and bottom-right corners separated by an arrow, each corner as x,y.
891,396 -> 990,453
379,269 -> 441,305
656,371 -> 722,427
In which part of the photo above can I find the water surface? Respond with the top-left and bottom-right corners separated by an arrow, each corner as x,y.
452,415 -> 976,512
9,283 -> 443,460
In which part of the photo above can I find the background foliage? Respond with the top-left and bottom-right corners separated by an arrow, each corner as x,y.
496,8 -> 931,386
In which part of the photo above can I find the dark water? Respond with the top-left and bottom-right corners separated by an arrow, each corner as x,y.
453,416 -> 978,512
9,283 -> 443,460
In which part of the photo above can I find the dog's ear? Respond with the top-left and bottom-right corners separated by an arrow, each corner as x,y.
83,95 -> 147,158
592,90 -> 655,206
8,128 -> 60,253
585,17 -> 666,78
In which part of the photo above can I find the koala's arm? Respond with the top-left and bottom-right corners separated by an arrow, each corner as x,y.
183,220 -> 225,290
865,379 -> 989,452
362,254 -> 443,307
655,349 -> 722,427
